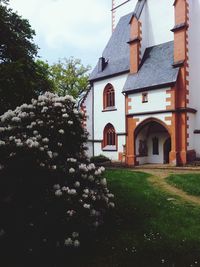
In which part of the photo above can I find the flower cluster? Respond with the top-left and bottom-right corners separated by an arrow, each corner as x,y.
0,92 -> 114,253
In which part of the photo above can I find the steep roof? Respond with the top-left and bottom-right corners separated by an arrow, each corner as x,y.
89,12 -> 131,82
123,41 -> 179,93
89,0 -> 147,82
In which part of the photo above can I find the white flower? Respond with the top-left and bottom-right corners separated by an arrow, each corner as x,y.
73,109 -> 79,115
47,151 -> 53,158
62,186 -> 68,192
88,175 -> 94,182
57,142 -> 62,147
64,238 -> 73,246
69,168 -> 75,174
74,181 -> 80,188
100,166 -> 105,172
52,165 -> 57,170
74,240 -> 80,248
40,163 -> 45,167
72,232 -> 79,238
87,163 -> 95,171
53,184 -> 60,190
67,210 -> 76,216
109,202 -> 115,208
79,164 -> 88,172
83,189 -> 89,194
83,203 -> 90,209
59,129 -> 64,134
90,209 -> 96,216
54,102 -> 63,107
33,130 -> 38,135
68,189 -> 76,195
0,140 -> 6,146
39,147 -> 44,151
62,114 -> 69,118
68,120 -> 73,125
100,178 -> 107,187
42,138 -> 49,144
55,189 -> 62,197
11,116 -> 21,123
41,107 -> 48,113
67,158 -> 77,163
81,174 -> 87,179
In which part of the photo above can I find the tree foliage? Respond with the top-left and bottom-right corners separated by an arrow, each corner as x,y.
0,1 -> 53,115
49,57 -> 91,98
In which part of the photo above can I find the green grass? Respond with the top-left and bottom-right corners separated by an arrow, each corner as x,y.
78,169 -> 200,267
166,173 -> 200,196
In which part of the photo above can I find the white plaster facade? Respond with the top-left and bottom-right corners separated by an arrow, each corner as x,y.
83,0 -> 200,164
188,0 -> 200,156
92,74 -> 127,160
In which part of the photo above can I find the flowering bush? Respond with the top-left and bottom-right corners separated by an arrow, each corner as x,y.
0,92 -> 114,265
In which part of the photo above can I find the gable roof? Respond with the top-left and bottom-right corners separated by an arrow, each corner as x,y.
89,12 -> 131,82
89,0 -> 147,82
123,41 -> 179,93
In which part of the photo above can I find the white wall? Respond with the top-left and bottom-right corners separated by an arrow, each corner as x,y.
136,132 -> 169,164
140,0 -> 174,56
188,0 -> 200,156
84,88 -> 93,139
93,74 -> 127,160
128,88 -> 171,114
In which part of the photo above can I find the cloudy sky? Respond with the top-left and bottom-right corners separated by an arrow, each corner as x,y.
8,0 -> 135,68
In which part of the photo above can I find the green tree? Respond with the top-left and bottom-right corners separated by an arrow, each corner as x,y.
50,57 -> 91,98
0,0 -> 53,114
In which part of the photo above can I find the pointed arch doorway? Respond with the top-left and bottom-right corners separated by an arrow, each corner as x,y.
134,118 -> 171,165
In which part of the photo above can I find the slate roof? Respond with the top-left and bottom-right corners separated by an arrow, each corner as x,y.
89,12 -> 131,81
123,41 -> 180,93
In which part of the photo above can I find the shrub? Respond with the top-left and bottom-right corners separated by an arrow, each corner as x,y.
90,154 -> 111,164
0,92 -> 114,266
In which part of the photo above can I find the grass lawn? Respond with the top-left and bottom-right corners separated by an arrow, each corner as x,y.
166,173 -> 200,196
77,169 -> 200,267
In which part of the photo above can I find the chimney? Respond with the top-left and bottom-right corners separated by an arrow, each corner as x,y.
128,16 -> 142,74
171,0 -> 188,64
98,57 -> 108,72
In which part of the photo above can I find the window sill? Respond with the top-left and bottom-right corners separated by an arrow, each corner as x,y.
102,107 -> 117,112
102,145 -> 117,151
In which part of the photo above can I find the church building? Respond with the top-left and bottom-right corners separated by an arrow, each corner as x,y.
81,0 -> 200,166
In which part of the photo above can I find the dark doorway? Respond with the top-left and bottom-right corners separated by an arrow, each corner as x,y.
163,138 -> 171,164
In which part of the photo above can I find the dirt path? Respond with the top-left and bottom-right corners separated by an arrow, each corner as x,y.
135,168 -> 200,205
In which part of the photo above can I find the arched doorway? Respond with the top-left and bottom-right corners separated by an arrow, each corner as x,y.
134,118 -> 171,165
163,138 -> 171,164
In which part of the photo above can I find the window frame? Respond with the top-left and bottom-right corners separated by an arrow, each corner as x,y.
102,123 -> 117,151
142,92 -> 148,103
103,84 -> 116,110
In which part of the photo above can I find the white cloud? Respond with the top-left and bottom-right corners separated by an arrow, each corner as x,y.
9,0 -> 111,65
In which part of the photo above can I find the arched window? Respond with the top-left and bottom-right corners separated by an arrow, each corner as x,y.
103,84 -> 115,109
102,123 -> 117,150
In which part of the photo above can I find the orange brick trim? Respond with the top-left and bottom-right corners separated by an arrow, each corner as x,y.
166,86 -> 176,110
129,17 -> 142,74
126,117 -> 140,165
125,96 -> 132,114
